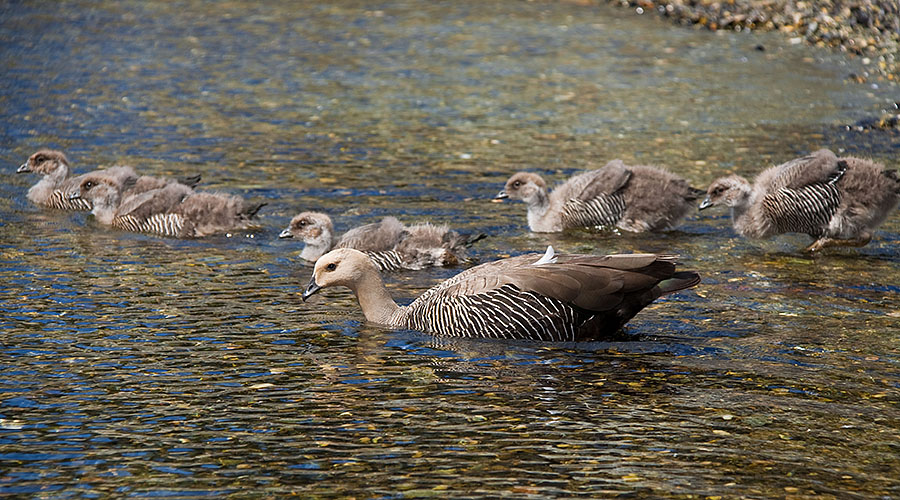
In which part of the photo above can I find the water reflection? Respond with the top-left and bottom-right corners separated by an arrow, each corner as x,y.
2,0 -> 899,497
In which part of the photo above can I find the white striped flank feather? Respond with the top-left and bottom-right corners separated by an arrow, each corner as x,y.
114,213 -> 185,237
562,193 -> 626,229
47,190 -> 92,211
365,251 -> 406,272
402,284 -> 583,341
113,215 -> 145,233
764,183 -> 841,237
140,213 -> 185,237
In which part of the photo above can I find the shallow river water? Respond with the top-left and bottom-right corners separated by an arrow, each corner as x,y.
1,1 -> 899,498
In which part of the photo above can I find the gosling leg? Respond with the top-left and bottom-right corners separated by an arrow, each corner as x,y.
806,234 -> 872,252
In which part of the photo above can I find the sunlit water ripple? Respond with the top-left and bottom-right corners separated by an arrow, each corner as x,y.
1,0 -> 898,498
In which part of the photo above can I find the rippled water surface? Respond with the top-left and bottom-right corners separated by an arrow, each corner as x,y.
2,0 -> 899,498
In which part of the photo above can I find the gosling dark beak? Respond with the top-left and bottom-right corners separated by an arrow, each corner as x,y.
301,276 -> 321,302
17,163 -> 31,173
493,190 -> 508,201
698,197 -> 713,211
278,228 -> 293,239
67,191 -> 82,201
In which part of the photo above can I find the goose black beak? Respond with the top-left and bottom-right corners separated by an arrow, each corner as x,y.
67,191 -> 82,201
698,197 -> 713,211
301,277 -> 321,301
17,163 -> 31,173
492,190 -> 508,202
278,228 -> 293,239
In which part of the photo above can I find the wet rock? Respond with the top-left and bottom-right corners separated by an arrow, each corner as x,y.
847,114 -> 900,131
603,0 -> 900,82
845,101 -> 900,131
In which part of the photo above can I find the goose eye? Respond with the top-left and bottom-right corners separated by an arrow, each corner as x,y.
325,263 -> 337,271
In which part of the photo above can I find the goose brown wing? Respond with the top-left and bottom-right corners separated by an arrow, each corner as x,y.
415,252 -> 544,300
761,150 -> 845,236
117,183 -> 192,221
336,217 -> 406,252
506,254 -> 674,312
169,192 -> 251,237
124,175 -> 170,196
572,160 -> 633,200
561,161 -> 632,228
100,166 -> 140,187
417,252 -> 670,310
766,149 -> 842,191
114,184 -> 193,235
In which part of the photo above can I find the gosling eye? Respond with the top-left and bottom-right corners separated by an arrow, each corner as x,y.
298,220 -> 308,227
512,180 -> 522,188
34,155 -> 46,163
325,263 -> 337,271
83,181 -> 95,190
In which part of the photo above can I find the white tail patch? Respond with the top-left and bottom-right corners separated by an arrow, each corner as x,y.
532,245 -> 557,266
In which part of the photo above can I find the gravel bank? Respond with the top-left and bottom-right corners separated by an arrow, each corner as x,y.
605,0 -> 900,84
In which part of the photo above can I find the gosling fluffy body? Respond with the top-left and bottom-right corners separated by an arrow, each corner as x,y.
18,149 -> 201,211
70,172 -> 263,238
700,149 -> 900,251
280,211 -> 483,270
497,160 -> 701,232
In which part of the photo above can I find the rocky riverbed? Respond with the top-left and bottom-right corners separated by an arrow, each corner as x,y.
605,0 -> 900,84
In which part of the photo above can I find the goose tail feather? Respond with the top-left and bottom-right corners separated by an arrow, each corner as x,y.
657,271 -> 701,295
241,202 -> 267,219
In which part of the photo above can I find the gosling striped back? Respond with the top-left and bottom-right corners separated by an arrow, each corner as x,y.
113,213 -> 185,237
562,193 -> 626,229
45,190 -> 92,211
763,183 -> 841,237
366,250 -> 405,272
403,283 -> 587,341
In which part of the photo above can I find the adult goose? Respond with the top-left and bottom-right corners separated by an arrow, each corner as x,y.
700,149 -> 900,251
280,211 -> 485,271
302,246 -> 700,341
495,160 -> 702,233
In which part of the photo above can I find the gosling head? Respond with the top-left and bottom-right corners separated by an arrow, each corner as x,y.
279,211 -> 334,243
18,150 -> 70,176
302,248 -> 377,301
494,172 -> 547,206
68,173 -> 122,211
699,175 -> 751,210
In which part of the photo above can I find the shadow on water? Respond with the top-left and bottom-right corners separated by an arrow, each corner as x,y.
1,0 -> 899,498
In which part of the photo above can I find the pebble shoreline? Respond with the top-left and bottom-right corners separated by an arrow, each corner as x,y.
603,0 -> 899,84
